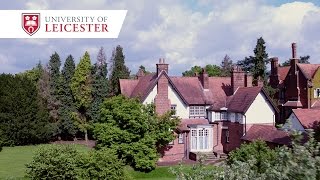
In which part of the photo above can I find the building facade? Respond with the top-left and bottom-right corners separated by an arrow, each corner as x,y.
120,59 -> 279,162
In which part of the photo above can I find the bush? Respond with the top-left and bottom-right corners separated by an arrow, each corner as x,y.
26,145 -> 80,180
227,140 -> 277,173
77,148 -> 128,180
26,145 -> 128,180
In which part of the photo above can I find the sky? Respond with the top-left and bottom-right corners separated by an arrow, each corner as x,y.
1,0 -> 320,75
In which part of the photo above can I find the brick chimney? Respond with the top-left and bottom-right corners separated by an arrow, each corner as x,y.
290,43 -> 299,71
157,58 -> 168,76
199,68 -> 209,90
154,58 -> 171,115
231,66 -> 245,94
136,68 -> 145,79
245,72 -> 253,87
270,57 -> 279,88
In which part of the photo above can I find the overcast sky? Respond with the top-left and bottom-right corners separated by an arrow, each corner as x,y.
1,0 -> 320,75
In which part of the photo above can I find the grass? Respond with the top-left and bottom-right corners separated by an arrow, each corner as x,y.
0,144 -> 176,180
0,144 -> 89,180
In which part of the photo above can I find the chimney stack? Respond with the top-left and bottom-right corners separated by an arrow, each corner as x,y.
199,68 -> 209,90
270,57 -> 280,88
136,68 -> 145,79
231,66 -> 245,94
290,43 -> 299,69
156,58 -> 168,76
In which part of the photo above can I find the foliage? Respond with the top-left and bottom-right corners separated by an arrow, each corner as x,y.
0,74 -> 53,146
227,140 -> 277,173
220,54 -> 233,77
77,148 -> 127,180
90,47 -> 109,123
281,55 -> 310,66
48,52 -> 62,126
173,131 -> 320,180
93,95 -> 180,171
139,65 -> 152,75
26,144 -> 127,180
59,55 -> 77,139
109,45 -> 130,96
71,51 -> 93,142
237,37 -> 269,84
170,154 -> 222,180
26,145 -> 80,180
19,61 -> 43,85
182,64 -> 222,77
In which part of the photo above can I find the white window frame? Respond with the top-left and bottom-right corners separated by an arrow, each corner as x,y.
226,130 -> 230,143
189,106 -> 205,117
215,112 -> 221,120
190,128 -> 212,152
314,88 -> 320,98
178,133 -> 184,144
171,104 -> 177,115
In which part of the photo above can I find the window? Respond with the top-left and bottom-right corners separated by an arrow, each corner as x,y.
226,130 -> 230,143
190,106 -> 205,117
235,113 -> 242,122
168,128 -> 174,145
221,112 -> 228,120
314,88 -> 320,98
171,104 -> 177,115
178,133 -> 184,144
215,112 -> 221,120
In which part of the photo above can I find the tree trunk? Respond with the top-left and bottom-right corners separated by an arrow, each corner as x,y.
84,129 -> 88,145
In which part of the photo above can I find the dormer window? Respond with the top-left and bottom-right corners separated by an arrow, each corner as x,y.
190,106 -> 205,117
221,112 -> 228,120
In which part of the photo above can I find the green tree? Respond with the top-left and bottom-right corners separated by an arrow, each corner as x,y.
220,55 -> 233,77
109,45 -> 130,96
19,61 -> 43,85
182,65 -> 222,77
48,52 -> 62,136
0,74 -> 52,145
139,65 -> 152,75
59,55 -> 77,139
90,47 -> 109,123
281,55 -> 310,66
252,37 -> 268,82
182,65 -> 202,77
228,140 -> 277,173
71,52 -> 93,142
237,37 -> 269,85
93,96 -> 180,171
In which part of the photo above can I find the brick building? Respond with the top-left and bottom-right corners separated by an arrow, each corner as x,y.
120,59 -> 279,162
269,43 -> 320,123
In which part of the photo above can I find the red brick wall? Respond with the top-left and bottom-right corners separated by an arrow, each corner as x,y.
158,132 -> 186,162
231,71 -> 245,94
154,75 -> 171,115
212,122 -> 244,153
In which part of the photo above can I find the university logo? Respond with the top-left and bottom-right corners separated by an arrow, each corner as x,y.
22,13 -> 40,36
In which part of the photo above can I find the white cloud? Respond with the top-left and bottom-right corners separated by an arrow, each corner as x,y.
2,0 -> 320,75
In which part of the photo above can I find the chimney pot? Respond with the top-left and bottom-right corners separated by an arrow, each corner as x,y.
292,43 -> 297,59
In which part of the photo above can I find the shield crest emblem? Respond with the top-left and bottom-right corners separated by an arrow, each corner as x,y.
22,13 -> 40,36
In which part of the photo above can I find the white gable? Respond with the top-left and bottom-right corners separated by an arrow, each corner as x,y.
282,113 -> 305,132
143,85 -> 157,104
245,92 -> 275,124
168,84 -> 189,119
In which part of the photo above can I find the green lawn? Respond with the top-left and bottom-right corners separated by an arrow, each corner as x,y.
0,144 -> 176,180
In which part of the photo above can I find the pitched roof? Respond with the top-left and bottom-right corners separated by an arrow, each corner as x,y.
130,73 -> 157,101
297,64 -> 320,79
241,125 -> 291,146
119,79 -> 139,97
283,100 -> 303,107
177,118 -> 209,132
292,109 -> 320,129
227,86 -> 262,113
278,66 -> 290,81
